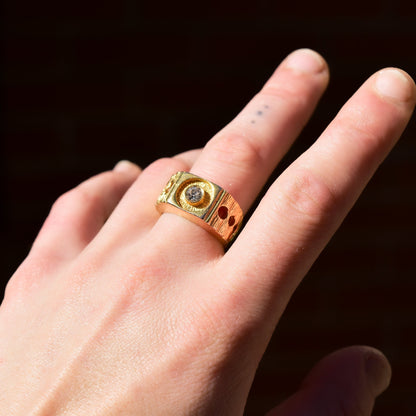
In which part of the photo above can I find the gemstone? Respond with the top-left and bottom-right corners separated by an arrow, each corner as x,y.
185,185 -> 203,204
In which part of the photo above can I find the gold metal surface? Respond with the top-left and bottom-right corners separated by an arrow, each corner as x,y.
156,171 -> 243,245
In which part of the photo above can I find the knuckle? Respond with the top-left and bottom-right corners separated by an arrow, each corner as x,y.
278,168 -> 338,227
3,258 -> 44,301
50,173 -> 114,218
206,132 -> 265,172
3,276 -> 19,301
52,186 -> 95,216
261,84 -> 310,111
331,110 -> 386,161
40,172 -> 118,238
50,190 -> 76,213
43,190 -> 91,233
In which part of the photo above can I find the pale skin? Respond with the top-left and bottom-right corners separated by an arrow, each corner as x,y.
1,49 -> 415,415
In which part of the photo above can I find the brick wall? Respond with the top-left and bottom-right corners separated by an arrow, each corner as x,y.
3,1 -> 416,414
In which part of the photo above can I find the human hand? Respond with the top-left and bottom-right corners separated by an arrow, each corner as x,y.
1,49 -> 414,415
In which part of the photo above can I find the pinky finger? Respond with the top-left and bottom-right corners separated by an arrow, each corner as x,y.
29,161 -> 141,264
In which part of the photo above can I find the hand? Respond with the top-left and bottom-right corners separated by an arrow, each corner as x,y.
1,49 -> 414,415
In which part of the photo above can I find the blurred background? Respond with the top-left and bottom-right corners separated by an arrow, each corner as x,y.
3,0 -> 416,414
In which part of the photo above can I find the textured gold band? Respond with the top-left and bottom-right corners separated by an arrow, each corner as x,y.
156,172 -> 243,245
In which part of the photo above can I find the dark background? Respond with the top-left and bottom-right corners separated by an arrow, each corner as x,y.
3,1 -> 416,414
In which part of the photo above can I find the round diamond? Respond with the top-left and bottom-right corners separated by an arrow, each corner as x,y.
185,185 -> 203,204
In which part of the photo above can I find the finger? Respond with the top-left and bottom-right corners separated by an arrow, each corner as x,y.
30,161 -> 141,263
266,346 -> 391,416
191,48 -> 329,212
98,156 -> 194,241
151,49 -> 329,254
174,148 -> 202,166
224,69 -> 415,322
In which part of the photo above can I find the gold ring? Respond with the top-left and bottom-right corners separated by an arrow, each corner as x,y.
156,172 -> 243,245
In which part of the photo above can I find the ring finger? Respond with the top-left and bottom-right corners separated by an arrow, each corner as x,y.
191,48 -> 329,212
154,49 -> 329,247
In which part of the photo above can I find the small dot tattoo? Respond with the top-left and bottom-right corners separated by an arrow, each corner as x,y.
256,110 -> 263,116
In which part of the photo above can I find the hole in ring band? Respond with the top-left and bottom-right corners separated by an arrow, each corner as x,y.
218,206 -> 228,219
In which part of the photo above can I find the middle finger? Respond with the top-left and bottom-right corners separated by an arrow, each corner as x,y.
190,48 -> 329,212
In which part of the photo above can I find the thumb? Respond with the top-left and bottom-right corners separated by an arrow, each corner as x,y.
265,346 -> 391,416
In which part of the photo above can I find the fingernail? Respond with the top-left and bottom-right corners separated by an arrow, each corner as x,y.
285,49 -> 326,74
375,69 -> 415,102
113,160 -> 139,173
365,351 -> 392,396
